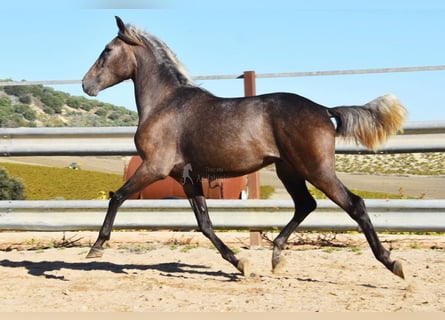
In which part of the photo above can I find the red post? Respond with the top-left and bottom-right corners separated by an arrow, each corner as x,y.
243,71 -> 262,248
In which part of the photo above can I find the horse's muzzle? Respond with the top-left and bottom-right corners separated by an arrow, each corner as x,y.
82,78 -> 99,97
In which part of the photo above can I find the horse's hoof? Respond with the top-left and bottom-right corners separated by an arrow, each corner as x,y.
272,257 -> 287,274
86,247 -> 104,259
237,258 -> 256,278
392,260 -> 405,279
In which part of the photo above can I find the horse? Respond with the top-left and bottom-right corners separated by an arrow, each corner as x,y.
82,16 -> 408,279
181,163 -> 193,185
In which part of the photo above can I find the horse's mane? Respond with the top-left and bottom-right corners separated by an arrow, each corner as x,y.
118,23 -> 194,86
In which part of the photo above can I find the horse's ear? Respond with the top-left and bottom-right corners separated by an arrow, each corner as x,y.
115,16 -> 126,33
115,16 -> 144,46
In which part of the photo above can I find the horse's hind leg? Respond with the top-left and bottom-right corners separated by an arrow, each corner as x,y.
272,161 -> 317,273
183,182 -> 253,277
308,172 -> 405,279
86,163 -> 163,258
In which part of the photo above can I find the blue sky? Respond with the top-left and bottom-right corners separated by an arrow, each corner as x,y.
0,0 -> 444,121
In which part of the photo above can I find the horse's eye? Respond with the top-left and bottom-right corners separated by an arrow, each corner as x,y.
100,46 -> 112,58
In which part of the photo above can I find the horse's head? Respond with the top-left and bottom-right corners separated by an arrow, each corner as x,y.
82,16 -> 142,96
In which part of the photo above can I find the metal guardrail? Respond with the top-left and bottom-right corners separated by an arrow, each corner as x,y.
0,126 -> 136,156
1,199 -> 444,232
1,121 -> 444,156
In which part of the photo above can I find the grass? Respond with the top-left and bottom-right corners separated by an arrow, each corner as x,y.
260,185 -> 275,199
322,247 -> 340,254
0,162 -> 123,200
307,186 -> 411,200
180,244 -> 199,253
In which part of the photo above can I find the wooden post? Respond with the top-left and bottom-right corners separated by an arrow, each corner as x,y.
243,70 -> 256,98
243,71 -> 262,248
243,71 -> 260,200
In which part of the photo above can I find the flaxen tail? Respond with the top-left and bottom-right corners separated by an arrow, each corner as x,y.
329,94 -> 408,151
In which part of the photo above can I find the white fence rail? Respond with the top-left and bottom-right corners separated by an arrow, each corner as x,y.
0,122 -> 444,233
1,121 -> 445,156
1,199 -> 445,232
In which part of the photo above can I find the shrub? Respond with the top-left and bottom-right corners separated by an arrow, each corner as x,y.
66,96 -> 81,109
0,96 -> 12,107
0,167 -> 25,200
95,108 -> 107,117
107,112 -> 120,121
3,85 -> 30,97
18,95 -> 32,104
40,92 -> 64,114
15,104 -> 37,121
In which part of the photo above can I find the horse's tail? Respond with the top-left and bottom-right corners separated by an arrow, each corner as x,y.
329,93 -> 408,151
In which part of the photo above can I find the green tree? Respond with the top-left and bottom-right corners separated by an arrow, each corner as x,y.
0,167 -> 25,200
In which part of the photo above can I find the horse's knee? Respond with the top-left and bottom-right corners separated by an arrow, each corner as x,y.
348,194 -> 369,222
109,192 -> 124,204
304,196 -> 317,213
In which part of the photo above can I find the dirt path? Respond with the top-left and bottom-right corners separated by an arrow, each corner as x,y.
0,231 -> 444,312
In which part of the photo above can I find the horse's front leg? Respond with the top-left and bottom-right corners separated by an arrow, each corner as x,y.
86,163 -> 163,258
183,182 -> 254,277
86,192 -> 123,258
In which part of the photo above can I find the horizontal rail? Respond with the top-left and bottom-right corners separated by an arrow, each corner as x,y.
0,126 -> 137,156
2,65 -> 445,85
0,199 -> 444,233
1,121 -> 444,156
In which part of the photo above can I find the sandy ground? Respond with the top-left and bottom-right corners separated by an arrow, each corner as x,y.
0,231 -> 444,312
1,157 -> 444,311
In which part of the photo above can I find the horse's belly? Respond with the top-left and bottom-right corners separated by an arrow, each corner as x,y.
187,146 -> 277,177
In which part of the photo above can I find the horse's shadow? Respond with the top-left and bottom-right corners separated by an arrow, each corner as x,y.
0,259 -> 239,282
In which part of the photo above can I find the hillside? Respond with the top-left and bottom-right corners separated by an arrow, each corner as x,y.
0,80 -> 138,127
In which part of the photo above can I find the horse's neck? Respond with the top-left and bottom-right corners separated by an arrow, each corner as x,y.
133,72 -> 176,122
133,52 -> 188,122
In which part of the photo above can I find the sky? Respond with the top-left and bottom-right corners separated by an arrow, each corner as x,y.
0,0 -> 444,121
